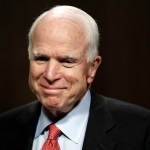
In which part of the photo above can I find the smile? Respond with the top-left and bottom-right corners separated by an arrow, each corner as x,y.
40,84 -> 67,95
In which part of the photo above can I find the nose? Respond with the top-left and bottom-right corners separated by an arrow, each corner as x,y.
43,59 -> 61,82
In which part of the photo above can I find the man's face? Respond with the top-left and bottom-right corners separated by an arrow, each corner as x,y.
29,18 -> 101,115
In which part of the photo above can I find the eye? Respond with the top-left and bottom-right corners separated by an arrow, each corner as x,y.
60,58 -> 76,68
33,55 -> 49,64
35,56 -> 48,61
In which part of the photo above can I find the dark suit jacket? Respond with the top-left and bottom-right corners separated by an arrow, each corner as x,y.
0,92 -> 150,150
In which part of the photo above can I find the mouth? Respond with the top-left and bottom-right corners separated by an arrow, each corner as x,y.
40,84 -> 67,95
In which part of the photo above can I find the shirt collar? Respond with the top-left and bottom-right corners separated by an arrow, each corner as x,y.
35,90 -> 91,144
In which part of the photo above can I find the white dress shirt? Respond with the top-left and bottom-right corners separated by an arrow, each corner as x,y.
32,90 -> 91,150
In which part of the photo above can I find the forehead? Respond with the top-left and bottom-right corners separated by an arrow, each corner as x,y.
31,17 -> 88,54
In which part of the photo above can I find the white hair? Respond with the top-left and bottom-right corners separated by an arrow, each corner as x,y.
28,5 -> 100,63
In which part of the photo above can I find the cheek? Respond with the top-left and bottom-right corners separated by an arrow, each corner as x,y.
29,64 -> 43,91
63,66 -> 88,87
29,66 -> 37,87
29,64 -> 43,79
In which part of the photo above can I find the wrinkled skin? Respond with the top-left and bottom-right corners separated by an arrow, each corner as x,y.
29,16 -> 101,118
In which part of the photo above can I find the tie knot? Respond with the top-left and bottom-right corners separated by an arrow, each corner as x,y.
48,124 -> 61,140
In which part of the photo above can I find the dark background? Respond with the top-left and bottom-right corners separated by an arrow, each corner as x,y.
0,0 -> 150,113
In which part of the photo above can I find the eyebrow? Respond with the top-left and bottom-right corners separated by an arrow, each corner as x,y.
31,52 -> 47,58
59,55 -> 79,60
31,52 -> 80,61
32,52 -> 45,57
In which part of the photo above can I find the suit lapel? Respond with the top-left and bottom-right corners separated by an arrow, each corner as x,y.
15,101 -> 41,150
82,92 -> 117,150
6,93 -> 117,150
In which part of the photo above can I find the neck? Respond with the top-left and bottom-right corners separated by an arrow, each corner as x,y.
43,99 -> 82,122
43,107 -> 68,122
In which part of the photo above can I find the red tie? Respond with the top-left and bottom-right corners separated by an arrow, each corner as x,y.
42,124 -> 61,150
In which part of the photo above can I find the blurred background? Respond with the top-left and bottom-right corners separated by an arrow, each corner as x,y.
0,0 -> 150,113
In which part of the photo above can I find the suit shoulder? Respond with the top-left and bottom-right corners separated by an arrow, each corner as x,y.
0,101 -> 41,120
106,96 -> 150,116
91,92 -> 150,120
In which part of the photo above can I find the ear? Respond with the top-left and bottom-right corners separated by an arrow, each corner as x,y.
87,55 -> 102,84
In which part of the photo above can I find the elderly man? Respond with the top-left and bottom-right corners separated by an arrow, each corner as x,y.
0,5 -> 150,150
